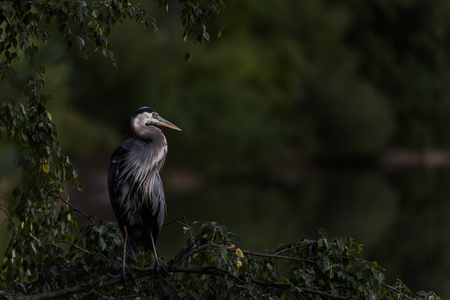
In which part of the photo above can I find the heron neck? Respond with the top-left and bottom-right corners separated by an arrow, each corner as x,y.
131,122 -> 163,141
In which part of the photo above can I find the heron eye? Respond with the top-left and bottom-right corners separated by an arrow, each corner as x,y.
152,112 -> 157,117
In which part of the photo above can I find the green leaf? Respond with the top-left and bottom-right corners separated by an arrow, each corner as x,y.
76,36 -> 86,50
203,31 -> 210,41
365,294 -> 376,300
249,287 -> 258,299
99,237 -> 106,250
416,291 -> 428,296
219,225 -> 228,237
110,52 -> 117,62
12,187 -> 21,197
317,258 -> 330,273
226,276 -> 234,288
49,265 -> 57,276
103,27 -> 111,37
236,248 -> 244,258
184,52 -> 191,62
280,277 -> 293,287
45,15 -> 52,27
194,7 -> 202,17
317,228 -> 327,235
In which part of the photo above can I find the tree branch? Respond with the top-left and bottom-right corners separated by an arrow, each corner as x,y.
172,242 -> 213,268
172,241 -> 316,269
213,243 -> 316,264
273,242 -> 314,256
57,240 -> 96,255
18,266 -> 360,300
229,232 -> 246,250
240,248 -> 316,264
51,193 -> 96,224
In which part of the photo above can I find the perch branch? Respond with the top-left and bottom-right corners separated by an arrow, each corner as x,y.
18,266 -> 361,300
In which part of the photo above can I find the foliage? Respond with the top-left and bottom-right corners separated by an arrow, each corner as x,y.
0,219 -> 441,299
0,0 -> 222,298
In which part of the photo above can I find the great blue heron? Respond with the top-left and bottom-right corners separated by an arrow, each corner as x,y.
108,107 -> 181,277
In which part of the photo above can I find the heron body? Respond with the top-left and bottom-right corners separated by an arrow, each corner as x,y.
108,107 -> 181,261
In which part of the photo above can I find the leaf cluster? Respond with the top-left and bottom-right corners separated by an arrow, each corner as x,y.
0,220 -> 441,299
1,0 -> 223,67
156,222 -> 440,300
168,0 -> 225,62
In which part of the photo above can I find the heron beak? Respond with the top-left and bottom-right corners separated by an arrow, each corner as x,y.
147,115 -> 182,131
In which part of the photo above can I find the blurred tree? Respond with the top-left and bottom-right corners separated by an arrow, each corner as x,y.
0,0 -> 448,298
60,0 -> 450,178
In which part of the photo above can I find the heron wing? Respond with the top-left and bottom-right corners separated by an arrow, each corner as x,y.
142,171 -> 166,250
108,142 -> 140,260
108,144 -> 128,222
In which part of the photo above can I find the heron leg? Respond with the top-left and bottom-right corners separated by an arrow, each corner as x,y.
150,233 -> 166,276
122,226 -> 129,291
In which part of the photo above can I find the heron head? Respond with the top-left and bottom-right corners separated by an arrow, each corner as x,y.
131,107 -> 181,139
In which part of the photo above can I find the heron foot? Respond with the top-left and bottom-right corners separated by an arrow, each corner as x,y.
155,264 -> 168,277
121,270 -> 129,292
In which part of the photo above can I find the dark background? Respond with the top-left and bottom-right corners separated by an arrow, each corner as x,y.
1,0 -> 450,297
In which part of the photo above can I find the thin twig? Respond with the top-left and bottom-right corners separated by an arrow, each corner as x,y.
57,240 -> 96,255
228,232 -> 245,250
172,242 -> 213,268
238,247 -> 316,264
183,216 -> 193,239
173,241 -> 316,269
164,216 -> 194,240
163,217 -> 187,227
295,287 -> 309,300
381,283 -> 412,299
273,242 -> 313,256
51,193 -> 96,224
0,204 -> 10,218
209,226 -> 217,243
161,276 -> 179,294
217,14 -> 223,32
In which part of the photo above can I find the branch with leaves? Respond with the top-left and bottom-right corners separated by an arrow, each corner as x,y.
17,266 -> 359,300
1,218 -> 440,300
